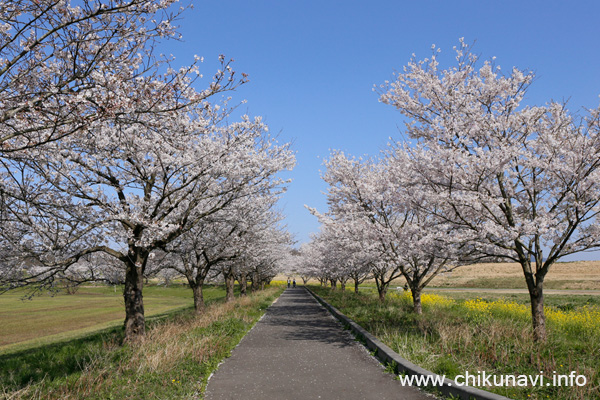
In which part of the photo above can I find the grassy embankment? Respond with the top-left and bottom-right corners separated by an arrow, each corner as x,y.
0,284 -> 216,354
428,261 -> 600,291
1,285 -> 283,399
312,286 -> 600,400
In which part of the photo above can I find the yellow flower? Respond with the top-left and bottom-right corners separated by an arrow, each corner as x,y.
422,293 -> 454,307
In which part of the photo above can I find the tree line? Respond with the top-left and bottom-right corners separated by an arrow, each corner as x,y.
0,0 -> 295,342
296,40 -> 600,343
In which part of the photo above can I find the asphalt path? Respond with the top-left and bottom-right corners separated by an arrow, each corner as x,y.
205,287 -> 433,400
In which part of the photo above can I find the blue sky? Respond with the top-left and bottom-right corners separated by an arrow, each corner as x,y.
164,0 -> 600,259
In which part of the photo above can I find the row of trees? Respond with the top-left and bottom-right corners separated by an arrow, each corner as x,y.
298,40 -> 600,343
0,0 -> 295,341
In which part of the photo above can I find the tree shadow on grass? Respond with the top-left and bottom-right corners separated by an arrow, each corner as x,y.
0,305 -> 198,390
311,287 -> 444,341
0,326 -> 125,389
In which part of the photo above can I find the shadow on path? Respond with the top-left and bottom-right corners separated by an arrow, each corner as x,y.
262,289 -> 353,347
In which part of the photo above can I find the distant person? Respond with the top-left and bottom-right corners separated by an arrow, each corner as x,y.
293,279 -> 296,288
287,278 -> 291,288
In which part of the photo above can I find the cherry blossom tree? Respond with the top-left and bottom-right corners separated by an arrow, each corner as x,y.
380,147 -> 470,313
315,150 -> 463,309
228,205 -> 293,296
305,217 -> 374,293
218,204 -> 267,301
0,0 -> 209,152
312,152 -> 403,301
378,40 -> 600,340
295,241 -> 329,287
163,196 -> 280,310
161,214 -> 236,313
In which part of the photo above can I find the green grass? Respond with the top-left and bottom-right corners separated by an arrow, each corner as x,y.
312,286 -> 600,400
0,286 -> 283,399
432,276 -> 527,288
430,277 -> 599,290
427,289 -> 600,309
0,284 -> 223,355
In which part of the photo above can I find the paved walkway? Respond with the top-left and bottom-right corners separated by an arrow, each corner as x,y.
205,287 -> 432,400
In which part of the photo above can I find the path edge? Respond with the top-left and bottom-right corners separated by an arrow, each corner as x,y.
305,287 -> 512,400
205,289 -> 283,392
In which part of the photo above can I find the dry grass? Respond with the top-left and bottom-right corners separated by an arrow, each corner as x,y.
430,260 -> 600,290
131,295 -> 258,373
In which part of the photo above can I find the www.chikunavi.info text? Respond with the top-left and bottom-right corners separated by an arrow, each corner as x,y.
399,370 -> 587,388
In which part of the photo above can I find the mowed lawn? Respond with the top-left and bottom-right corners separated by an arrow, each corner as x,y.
0,285 -> 219,353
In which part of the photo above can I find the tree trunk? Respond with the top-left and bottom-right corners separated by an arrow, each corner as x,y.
377,285 -> 387,303
330,279 -> 337,290
340,280 -> 346,292
521,260 -> 548,343
239,272 -> 247,296
530,290 -> 547,342
523,277 -> 548,342
411,287 -> 423,314
354,279 -> 360,293
260,281 -> 265,290
192,282 -> 205,314
251,271 -> 260,292
123,256 -> 146,341
225,271 -> 235,302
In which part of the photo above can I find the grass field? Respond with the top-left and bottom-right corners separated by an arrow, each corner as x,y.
312,286 -> 600,400
0,284 -> 224,354
0,286 -> 283,399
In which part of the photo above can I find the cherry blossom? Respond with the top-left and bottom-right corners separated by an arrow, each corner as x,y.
378,41 -> 600,340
